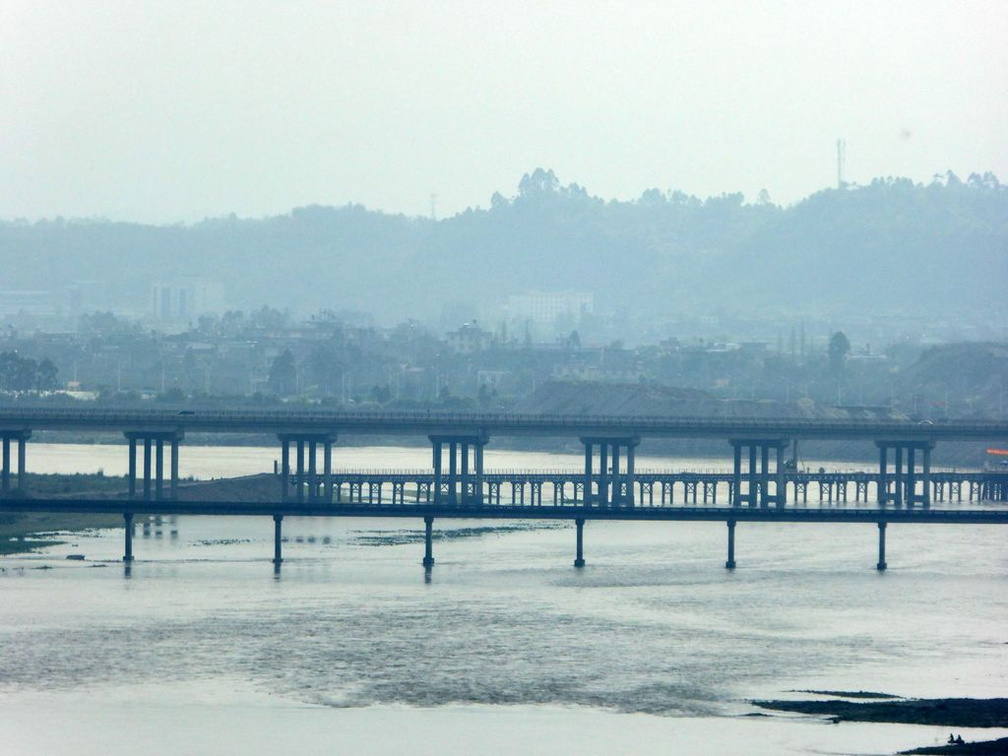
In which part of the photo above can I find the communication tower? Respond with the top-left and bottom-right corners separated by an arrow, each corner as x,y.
836,138 -> 847,189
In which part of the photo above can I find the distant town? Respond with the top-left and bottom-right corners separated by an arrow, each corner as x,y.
0,287 -> 1004,423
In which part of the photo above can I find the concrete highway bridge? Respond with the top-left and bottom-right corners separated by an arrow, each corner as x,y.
1,408 -> 1006,572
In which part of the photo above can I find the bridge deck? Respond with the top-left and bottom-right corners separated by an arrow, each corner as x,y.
2,407 -> 1007,440
2,497 -> 1006,524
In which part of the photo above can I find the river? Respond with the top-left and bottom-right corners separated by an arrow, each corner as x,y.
1,443 -> 1005,755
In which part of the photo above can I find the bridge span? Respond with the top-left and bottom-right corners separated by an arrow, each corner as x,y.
3,492 -> 1006,574
2,408 -> 1006,574
2,408 -> 1007,509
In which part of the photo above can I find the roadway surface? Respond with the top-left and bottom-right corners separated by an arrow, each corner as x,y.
2,407 -> 1008,441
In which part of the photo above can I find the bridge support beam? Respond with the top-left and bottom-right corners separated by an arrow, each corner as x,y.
430,433 -> 488,505
273,515 -> 283,566
1,431 -> 30,493
726,520 -> 736,569
876,441 -> 934,507
125,431 -> 184,502
730,439 -> 789,507
123,512 -> 134,562
580,437 -> 639,507
877,521 -> 887,571
422,515 -> 435,567
278,433 -> 336,503
574,517 -> 585,567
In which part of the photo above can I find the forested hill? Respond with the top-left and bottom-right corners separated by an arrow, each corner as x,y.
1,169 -> 1004,327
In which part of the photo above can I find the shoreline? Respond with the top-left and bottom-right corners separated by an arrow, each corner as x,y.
753,697 -> 1008,754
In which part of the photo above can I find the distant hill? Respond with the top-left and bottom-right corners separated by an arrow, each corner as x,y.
1,170 -> 1004,333
881,342 -> 1008,420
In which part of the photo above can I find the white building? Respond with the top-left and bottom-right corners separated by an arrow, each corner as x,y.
505,290 -> 593,330
151,277 -> 225,322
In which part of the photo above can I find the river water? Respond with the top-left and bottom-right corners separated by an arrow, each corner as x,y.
1,443 -> 1006,755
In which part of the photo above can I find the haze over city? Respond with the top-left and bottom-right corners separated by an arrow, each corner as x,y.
2,4 -> 1008,756
1,0 -> 1005,223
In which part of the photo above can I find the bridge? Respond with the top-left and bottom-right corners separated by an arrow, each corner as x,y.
1,408 -> 1006,573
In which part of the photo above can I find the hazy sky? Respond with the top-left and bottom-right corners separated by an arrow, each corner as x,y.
1,1 -> 1004,223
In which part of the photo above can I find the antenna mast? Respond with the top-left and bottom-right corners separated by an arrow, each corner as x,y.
836,138 -> 846,189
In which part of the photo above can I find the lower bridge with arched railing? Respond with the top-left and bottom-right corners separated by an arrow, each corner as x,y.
322,469 -> 1008,507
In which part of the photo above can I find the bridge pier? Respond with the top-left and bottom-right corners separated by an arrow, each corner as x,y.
430,433 -> 487,505
278,433 -> 335,503
877,521 -> 887,571
126,431 -> 183,501
422,515 -> 435,567
730,439 -> 788,507
123,512 -> 135,562
574,517 -> 585,567
877,441 -> 933,507
1,431 -> 30,493
273,514 -> 283,566
726,519 -> 736,569
581,437 -> 638,506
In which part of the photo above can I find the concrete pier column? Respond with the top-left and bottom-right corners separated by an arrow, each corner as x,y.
775,443 -> 786,507
170,438 -> 179,500
448,441 -> 458,505
877,521 -> 887,571
16,437 -> 26,491
143,438 -> 152,502
308,440 -> 318,502
429,434 -> 487,506
324,441 -> 333,502
894,447 -> 904,505
583,441 -> 593,505
296,440 -> 305,503
474,442 -> 484,505
123,512 -> 134,562
726,519 -> 736,569
273,515 -> 283,566
155,439 -> 164,501
461,442 -> 470,504
574,517 -> 585,568
280,438 -> 290,500
732,444 -> 742,507
759,444 -> 770,507
922,446 -> 932,507
432,440 -> 443,503
906,446 -> 916,506
626,442 -> 636,507
599,443 -> 609,506
612,444 -> 621,504
877,444 -> 888,505
128,437 -> 137,499
747,445 -> 757,507
422,515 -> 435,567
